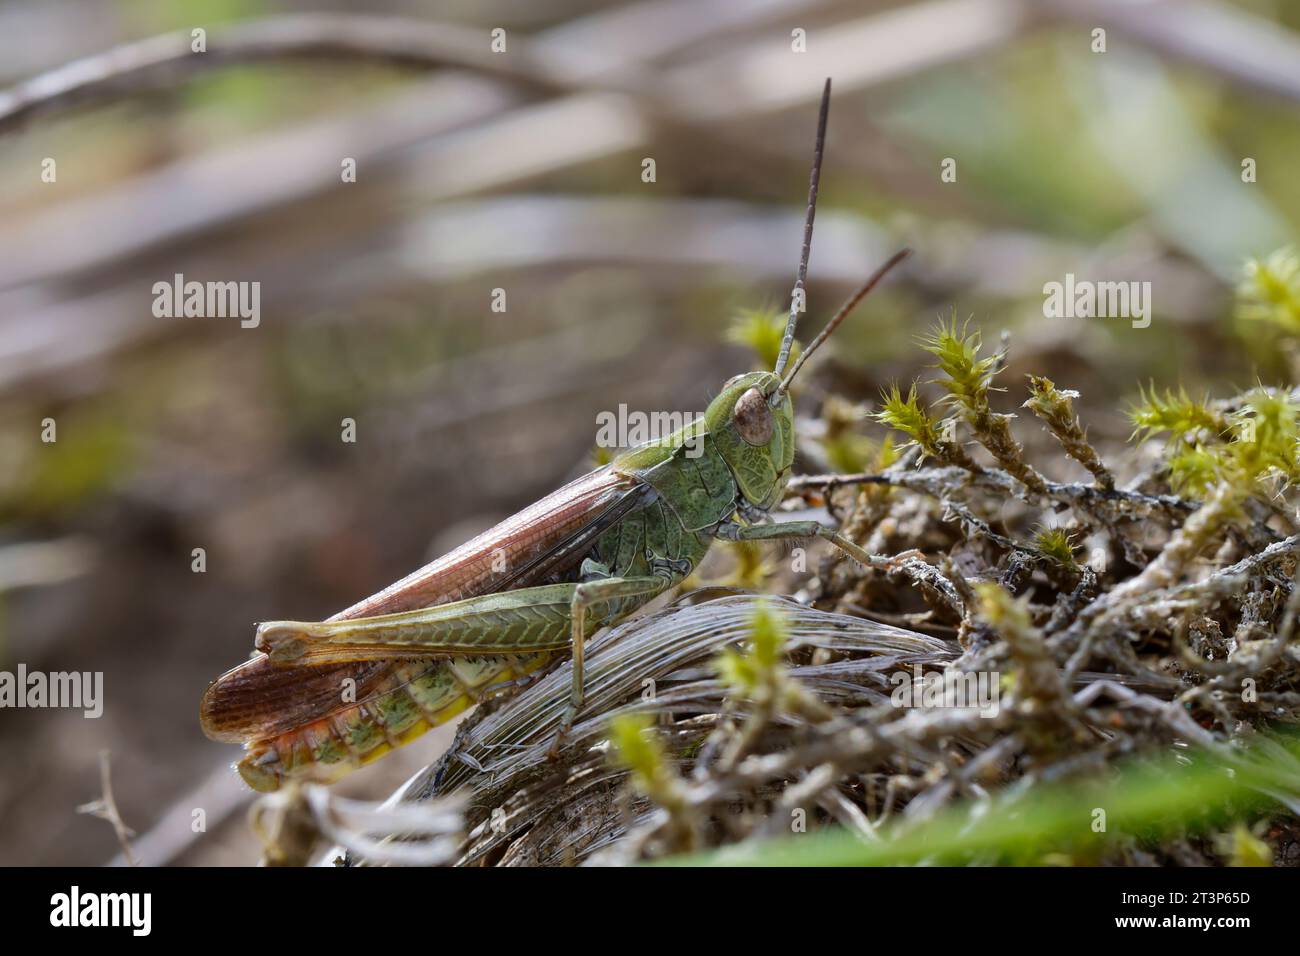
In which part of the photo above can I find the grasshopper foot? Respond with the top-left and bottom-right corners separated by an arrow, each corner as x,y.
874,548 -> 926,571
545,705 -> 578,761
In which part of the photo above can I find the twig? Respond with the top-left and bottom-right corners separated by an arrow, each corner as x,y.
790,466 -> 1197,516
0,14 -> 575,134
76,750 -> 138,867
1046,0 -> 1300,105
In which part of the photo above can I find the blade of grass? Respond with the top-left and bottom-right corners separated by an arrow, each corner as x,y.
662,735 -> 1300,866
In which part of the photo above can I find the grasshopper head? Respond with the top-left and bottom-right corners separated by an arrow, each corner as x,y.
706,250 -> 912,514
705,370 -> 794,511
696,80 -> 911,519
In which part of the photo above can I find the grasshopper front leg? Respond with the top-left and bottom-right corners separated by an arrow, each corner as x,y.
716,519 -> 921,570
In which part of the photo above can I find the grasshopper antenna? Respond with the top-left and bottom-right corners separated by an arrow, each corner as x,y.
772,77 -> 831,381
777,248 -> 912,394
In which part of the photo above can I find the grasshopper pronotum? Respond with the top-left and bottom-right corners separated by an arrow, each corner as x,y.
200,78 -> 912,792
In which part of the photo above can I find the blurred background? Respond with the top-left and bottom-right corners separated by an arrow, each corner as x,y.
1,0 -> 1299,865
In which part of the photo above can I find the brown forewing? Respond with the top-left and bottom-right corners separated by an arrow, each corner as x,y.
200,466 -> 649,741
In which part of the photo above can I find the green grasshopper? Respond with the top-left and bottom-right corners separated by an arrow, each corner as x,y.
200,79 -> 911,792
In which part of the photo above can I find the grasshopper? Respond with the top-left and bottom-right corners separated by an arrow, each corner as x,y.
200,79 -> 912,792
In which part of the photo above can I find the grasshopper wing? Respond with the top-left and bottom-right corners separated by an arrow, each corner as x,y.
201,465 -> 650,741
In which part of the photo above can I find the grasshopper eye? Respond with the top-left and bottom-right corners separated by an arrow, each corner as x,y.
733,387 -> 774,445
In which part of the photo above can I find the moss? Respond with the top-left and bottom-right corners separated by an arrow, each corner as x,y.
1128,383 -> 1227,444
725,305 -> 798,372
1237,248 -> 1300,333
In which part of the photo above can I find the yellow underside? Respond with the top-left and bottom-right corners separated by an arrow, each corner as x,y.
237,653 -> 552,792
